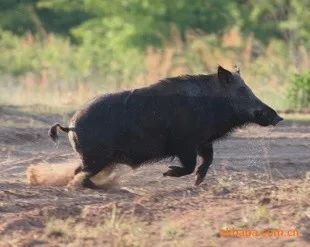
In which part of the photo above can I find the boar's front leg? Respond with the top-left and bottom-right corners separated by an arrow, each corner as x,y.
195,143 -> 213,186
163,146 -> 197,177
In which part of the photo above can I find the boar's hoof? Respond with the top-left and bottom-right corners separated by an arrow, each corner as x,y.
195,165 -> 207,186
81,179 -> 98,189
163,166 -> 192,177
67,172 -> 98,189
195,174 -> 205,186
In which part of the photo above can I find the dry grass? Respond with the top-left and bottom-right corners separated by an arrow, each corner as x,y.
1,27 -> 309,110
0,172 -> 308,246
43,206 -> 148,247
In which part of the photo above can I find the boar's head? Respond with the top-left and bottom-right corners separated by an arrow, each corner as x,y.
217,65 -> 283,126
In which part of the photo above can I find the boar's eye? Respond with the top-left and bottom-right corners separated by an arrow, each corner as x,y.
238,86 -> 247,94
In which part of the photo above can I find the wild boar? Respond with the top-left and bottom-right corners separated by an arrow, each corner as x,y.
49,66 -> 283,188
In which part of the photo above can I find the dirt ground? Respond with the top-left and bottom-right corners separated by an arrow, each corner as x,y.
0,106 -> 309,247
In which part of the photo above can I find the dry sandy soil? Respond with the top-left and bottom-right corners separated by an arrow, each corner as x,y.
0,106 -> 309,247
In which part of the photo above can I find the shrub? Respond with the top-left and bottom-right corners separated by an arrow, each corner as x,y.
288,72 -> 310,110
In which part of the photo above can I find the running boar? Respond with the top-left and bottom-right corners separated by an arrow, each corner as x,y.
49,66 -> 283,188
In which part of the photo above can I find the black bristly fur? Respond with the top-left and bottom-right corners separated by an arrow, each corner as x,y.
48,67 -> 282,188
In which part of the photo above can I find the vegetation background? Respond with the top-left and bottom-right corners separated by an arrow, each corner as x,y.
0,0 -> 309,111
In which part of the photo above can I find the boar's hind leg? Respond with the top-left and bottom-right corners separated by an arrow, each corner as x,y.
163,148 -> 197,177
195,144 -> 213,186
68,169 -> 100,189
69,158 -> 110,189
68,170 -> 98,189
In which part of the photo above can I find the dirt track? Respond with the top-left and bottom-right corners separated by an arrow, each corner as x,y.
0,106 -> 309,246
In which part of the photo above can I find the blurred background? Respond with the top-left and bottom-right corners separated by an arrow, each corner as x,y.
0,0 -> 309,112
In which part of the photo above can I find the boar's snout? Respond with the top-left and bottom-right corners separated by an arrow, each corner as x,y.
253,104 -> 283,126
272,115 -> 284,126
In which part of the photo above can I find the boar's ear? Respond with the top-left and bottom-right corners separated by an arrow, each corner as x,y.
234,64 -> 240,74
218,65 -> 233,83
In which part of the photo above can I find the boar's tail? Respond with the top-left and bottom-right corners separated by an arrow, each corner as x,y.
48,123 -> 74,143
